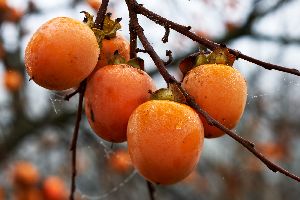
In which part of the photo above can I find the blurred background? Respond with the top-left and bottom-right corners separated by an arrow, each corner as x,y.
1,0 -> 300,199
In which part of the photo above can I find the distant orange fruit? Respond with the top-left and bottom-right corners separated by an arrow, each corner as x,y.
0,186 -> 4,200
12,161 -> 39,187
3,70 -> 23,92
182,64 -> 247,138
0,0 -> 7,9
14,188 -> 42,200
109,149 -> 132,173
25,17 -> 99,90
87,0 -> 102,10
85,64 -> 155,143
0,43 -> 5,59
42,176 -> 67,200
127,100 -> 204,184
6,7 -> 23,22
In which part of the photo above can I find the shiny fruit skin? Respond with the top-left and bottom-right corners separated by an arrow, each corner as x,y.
85,64 -> 156,143
42,176 -> 67,200
12,161 -> 39,187
25,17 -> 99,90
127,100 -> 204,185
3,70 -> 23,92
94,35 -> 130,71
182,64 -> 247,138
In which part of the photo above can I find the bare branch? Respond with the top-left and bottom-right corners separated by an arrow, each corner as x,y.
125,0 -> 300,183
162,26 -> 170,43
69,80 -> 87,200
132,2 -> 300,77
94,0 -> 110,29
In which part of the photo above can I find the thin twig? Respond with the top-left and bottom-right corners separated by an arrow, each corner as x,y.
69,80 -> 87,200
132,2 -> 300,77
64,88 -> 80,101
164,50 -> 173,66
162,26 -> 170,43
146,180 -> 155,200
136,48 -> 148,53
125,0 -> 300,183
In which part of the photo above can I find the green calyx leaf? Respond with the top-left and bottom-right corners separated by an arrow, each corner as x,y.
102,14 -> 122,39
150,88 -> 175,101
207,47 -> 236,66
150,83 -> 186,104
127,57 -> 145,71
81,11 -> 122,49
108,50 -> 126,65
195,52 -> 209,66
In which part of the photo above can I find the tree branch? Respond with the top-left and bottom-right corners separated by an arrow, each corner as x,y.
94,0 -> 110,29
132,2 -> 300,77
69,80 -> 86,200
125,0 -> 300,183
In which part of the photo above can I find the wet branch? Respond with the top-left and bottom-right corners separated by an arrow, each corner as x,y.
125,0 -> 300,183
132,2 -> 300,77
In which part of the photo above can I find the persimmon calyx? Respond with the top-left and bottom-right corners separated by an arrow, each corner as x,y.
108,50 -> 127,65
127,57 -> 145,71
81,11 -> 122,48
206,47 -> 236,66
151,83 -> 186,104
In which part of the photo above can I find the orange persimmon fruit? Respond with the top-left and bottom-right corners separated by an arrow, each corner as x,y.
108,149 -> 132,173
0,186 -> 4,200
0,0 -> 7,9
25,17 -> 99,90
3,70 -> 23,92
182,64 -> 247,138
12,161 -> 39,187
84,64 -> 155,143
87,0 -> 101,10
42,176 -> 67,200
127,100 -> 204,184
94,34 -> 130,71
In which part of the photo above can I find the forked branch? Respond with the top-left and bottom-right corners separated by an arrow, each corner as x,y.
132,2 -> 300,77
125,0 -> 300,183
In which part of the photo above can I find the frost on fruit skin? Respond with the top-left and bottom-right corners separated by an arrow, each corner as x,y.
127,100 -> 204,185
182,64 -> 247,138
25,17 -> 100,90
84,64 -> 156,143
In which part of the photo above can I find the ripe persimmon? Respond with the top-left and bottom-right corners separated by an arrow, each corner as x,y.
42,176 -> 67,200
12,161 -> 39,187
25,17 -> 99,90
182,64 -> 247,138
3,70 -> 23,92
87,0 -> 101,10
94,34 -> 130,71
85,64 -> 155,142
108,149 -> 132,174
14,188 -> 42,200
6,7 -> 23,22
0,0 -> 7,9
127,100 -> 204,185
0,187 -> 4,200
